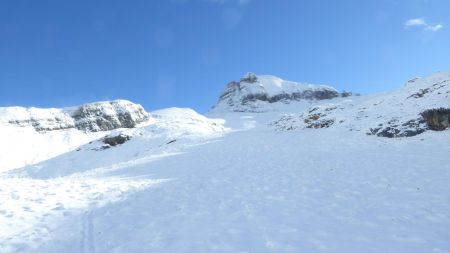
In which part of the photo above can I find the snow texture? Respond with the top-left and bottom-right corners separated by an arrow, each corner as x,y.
0,70 -> 449,253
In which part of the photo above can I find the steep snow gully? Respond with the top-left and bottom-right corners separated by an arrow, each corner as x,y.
1,71 -> 450,253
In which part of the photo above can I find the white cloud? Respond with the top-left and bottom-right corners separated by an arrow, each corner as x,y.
404,18 -> 444,32
426,24 -> 443,31
404,18 -> 427,27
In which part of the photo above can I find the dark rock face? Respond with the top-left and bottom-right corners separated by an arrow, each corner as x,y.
421,108 -> 450,130
305,118 -> 335,129
306,90 -> 339,100
235,87 -> 340,105
303,107 -> 337,129
341,91 -> 353,97
408,88 -> 431,99
240,72 -> 258,83
103,134 -> 131,147
368,118 -> 427,138
241,93 -> 269,103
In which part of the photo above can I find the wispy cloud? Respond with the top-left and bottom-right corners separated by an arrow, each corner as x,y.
425,24 -> 443,32
404,18 -> 427,27
404,18 -> 444,32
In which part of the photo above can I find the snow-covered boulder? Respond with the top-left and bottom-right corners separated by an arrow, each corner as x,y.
213,73 -> 340,112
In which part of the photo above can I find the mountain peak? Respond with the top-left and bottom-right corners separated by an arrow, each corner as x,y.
212,73 -> 341,112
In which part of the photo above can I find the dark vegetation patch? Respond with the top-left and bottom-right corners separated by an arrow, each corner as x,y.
421,108 -> 450,130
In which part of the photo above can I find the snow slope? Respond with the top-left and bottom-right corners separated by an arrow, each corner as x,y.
269,70 -> 450,137
0,125 -> 106,173
0,70 -> 449,253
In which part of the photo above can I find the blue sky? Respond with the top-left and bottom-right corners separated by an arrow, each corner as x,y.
1,0 -> 449,112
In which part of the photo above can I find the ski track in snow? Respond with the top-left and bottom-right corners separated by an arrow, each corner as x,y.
0,175 -> 167,253
1,114 -> 449,253
82,209 -> 95,253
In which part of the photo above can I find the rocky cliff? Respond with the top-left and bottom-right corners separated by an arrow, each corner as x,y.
1,100 -> 149,132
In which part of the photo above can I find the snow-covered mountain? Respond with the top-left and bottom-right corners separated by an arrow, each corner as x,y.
1,71 -> 449,253
212,72 -> 346,112
0,100 -> 149,172
270,70 -> 450,137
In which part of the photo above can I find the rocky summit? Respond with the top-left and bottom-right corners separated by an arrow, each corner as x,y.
213,72 -> 342,112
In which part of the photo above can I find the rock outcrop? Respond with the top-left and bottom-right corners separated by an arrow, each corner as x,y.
367,118 -> 427,138
367,108 -> 450,138
71,100 -> 149,132
102,134 -> 132,148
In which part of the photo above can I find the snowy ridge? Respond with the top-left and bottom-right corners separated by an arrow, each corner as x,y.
1,99 -> 149,132
149,107 -> 227,138
0,100 -> 150,172
9,107 -> 228,179
0,106 -> 74,131
213,72 -> 340,112
271,70 -> 450,137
